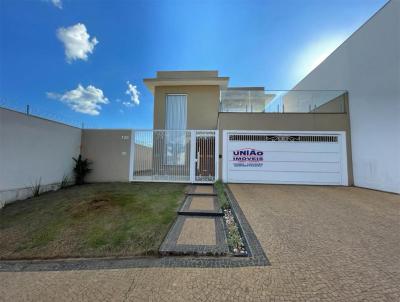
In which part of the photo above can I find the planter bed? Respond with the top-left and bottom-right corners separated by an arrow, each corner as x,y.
214,182 -> 250,257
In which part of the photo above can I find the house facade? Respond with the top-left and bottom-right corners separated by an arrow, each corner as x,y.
0,61 -> 386,206
147,71 -> 225,130
133,70 -> 351,186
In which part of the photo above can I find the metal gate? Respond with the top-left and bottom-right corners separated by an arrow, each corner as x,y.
131,130 -> 218,183
195,130 -> 217,182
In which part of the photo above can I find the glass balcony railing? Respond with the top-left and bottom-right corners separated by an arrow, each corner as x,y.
219,89 -> 347,113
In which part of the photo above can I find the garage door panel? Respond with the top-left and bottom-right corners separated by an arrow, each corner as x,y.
228,170 -> 342,185
228,161 -> 341,173
224,131 -> 347,186
228,142 -> 340,153
228,149 -> 341,163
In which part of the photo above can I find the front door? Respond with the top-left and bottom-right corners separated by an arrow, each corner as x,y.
195,131 -> 216,182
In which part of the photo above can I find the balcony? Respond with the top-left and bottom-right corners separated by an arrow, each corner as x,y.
219,89 -> 347,113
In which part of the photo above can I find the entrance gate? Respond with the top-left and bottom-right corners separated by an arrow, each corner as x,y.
131,130 -> 218,183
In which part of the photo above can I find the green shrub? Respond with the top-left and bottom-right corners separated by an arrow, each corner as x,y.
60,174 -> 70,189
73,155 -> 92,185
31,178 -> 42,197
227,224 -> 243,249
215,180 -> 230,209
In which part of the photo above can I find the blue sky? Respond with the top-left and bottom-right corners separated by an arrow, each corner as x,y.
0,0 -> 387,128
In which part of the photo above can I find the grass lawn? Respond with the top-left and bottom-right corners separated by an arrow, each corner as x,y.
0,183 -> 186,259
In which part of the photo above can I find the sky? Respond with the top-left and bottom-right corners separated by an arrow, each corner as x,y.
0,0 -> 388,128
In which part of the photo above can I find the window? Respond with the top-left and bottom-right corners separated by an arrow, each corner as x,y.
165,94 -> 187,165
165,94 -> 187,129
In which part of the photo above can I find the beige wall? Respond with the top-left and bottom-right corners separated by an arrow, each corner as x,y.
218,112 -> 350,131
81,129 -> 132,182
134,143 -> 153,172
217,112 -> 353,184
153,85 -> 220,130
156,71 -> 218,79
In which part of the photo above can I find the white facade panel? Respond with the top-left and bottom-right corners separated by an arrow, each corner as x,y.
293,0 -> 400,193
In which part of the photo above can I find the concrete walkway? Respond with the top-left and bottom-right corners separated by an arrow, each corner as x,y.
1,185 -> 399,301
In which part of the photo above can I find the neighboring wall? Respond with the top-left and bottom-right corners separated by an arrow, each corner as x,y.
81,129 -> 132,182
153,85 -> 220,129
217,112 -> 353,184
134,144 -> 153,173
293,0 -> 400,193
0,108 -> 81,206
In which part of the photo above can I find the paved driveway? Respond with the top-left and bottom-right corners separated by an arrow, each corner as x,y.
1,185 -> 399,301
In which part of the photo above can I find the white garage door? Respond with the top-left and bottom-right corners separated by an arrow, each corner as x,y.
223,131 -> 348,186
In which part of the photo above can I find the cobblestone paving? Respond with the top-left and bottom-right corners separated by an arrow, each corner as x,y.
1,185 -> 399,301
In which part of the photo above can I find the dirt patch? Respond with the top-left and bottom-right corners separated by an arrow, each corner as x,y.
88,198 -> 112,210
70,197 -> 114,218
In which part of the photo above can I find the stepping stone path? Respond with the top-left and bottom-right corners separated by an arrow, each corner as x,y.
189,196 -> 215,211
178,195 -> 222,216
177,217 -> 216,246
159,185 -> 229,256
192,185 -> 215,195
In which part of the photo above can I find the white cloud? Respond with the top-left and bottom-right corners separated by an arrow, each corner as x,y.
50,0 -> 62,9
57,23 -> 98,62
47,84 -> 109,115
123,81 -> 140,107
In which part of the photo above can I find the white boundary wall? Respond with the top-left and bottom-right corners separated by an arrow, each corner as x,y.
293,0 -> 400,193
0,108 -> 82,206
